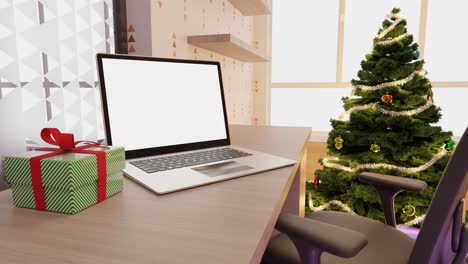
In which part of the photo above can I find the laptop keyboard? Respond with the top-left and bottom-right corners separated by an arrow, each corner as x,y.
130,148 -> 253,173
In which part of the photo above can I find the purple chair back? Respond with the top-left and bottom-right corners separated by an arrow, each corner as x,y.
409,127 -> 468,263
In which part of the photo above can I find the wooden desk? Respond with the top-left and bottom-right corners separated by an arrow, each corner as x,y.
0,125 -> 310,264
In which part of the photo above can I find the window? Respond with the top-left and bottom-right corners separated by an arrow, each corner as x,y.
272,0 -> 339,82
271,0 -> 468,137
432,88 -> 468,136
271,88 -> 351,131
424,0 -> 468,81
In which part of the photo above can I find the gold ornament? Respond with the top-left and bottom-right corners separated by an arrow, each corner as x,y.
334,136 -> 344,144
381,93 -> 393,104
427,89 -> 433,101
402,204 -> 416,216
334,136 -> 344,150
370,144 -> 381,153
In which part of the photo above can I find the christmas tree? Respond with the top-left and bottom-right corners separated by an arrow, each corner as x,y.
308,8 -> 455,225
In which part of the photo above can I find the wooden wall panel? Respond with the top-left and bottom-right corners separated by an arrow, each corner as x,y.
252,15 -> 271,125
146,0 -> 267,125
126,0 -> 152,55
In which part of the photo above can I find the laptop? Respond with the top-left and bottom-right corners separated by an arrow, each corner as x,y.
96,54 -> 296,194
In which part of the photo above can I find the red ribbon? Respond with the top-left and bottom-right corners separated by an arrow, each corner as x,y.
29,128 -> 109,211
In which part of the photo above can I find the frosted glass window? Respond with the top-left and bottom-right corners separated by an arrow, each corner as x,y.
424,0 -> 468,81
271,88 -> 352,131
432,88 -> 468,137
0,1 -> 114,185
272,0 -> 339,82
342,0 -> 420,81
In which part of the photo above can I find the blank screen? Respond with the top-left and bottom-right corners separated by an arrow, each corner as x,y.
100,58 -> 228,151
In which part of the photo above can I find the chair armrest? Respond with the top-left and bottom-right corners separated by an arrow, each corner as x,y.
358,172 -> 428,227
275,213 -> 368,264
358,172 -> 427,193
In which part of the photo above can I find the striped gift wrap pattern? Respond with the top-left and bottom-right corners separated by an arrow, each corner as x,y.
4,146 -> 126,214
10,171 -> 124,214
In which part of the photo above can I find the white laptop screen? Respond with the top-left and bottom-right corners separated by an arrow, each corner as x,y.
99,56 -> 228,154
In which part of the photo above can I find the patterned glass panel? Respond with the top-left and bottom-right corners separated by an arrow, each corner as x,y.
0,0 -> 114,185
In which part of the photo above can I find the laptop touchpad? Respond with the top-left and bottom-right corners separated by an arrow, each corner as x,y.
192,161 -> 253,177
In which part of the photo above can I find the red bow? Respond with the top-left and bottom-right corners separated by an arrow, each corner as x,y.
29,128 -> 109,211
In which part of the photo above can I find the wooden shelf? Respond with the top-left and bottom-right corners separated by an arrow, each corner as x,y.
228,0 -> 271,16
187,34 -> 270,62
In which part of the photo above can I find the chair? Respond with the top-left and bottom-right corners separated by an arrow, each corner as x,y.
262,126 -> 468,264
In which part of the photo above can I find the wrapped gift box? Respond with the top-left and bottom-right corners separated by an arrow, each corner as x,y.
4,146 -> 125,214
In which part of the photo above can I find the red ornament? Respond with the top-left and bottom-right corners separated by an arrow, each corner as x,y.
381,93 -> 393,104
314,176 -> 320,188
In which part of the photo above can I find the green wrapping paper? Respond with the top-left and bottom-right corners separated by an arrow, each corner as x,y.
10,171 -> 124,214
4,146 -> 125,214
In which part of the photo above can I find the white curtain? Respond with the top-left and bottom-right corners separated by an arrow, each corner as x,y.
0,0 -> 115,187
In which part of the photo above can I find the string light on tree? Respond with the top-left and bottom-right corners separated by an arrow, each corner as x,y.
307,192 -> 356,215
377,12 -> 402,39
339,95 -> 433,120
351,70 -> 426,95
399,214 -> 426,227
321,147 -> 447,174
307,191 -> 427,227
376,33 -> 409,46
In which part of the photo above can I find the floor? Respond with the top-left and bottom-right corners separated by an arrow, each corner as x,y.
306,141 -> 328,182
397,226 -> 419,240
